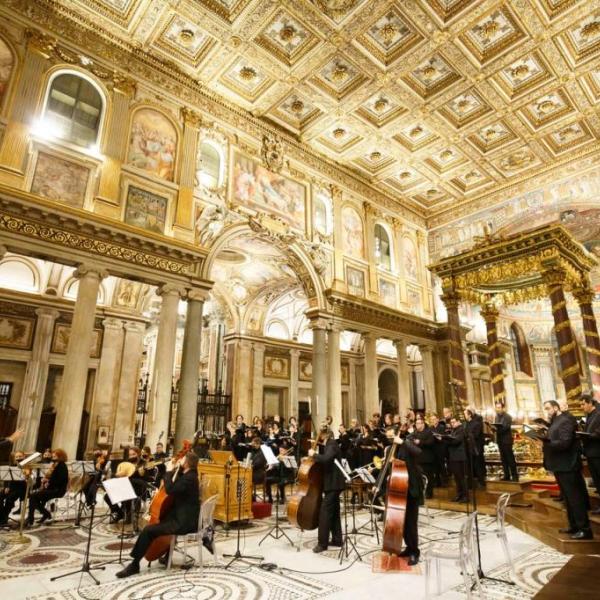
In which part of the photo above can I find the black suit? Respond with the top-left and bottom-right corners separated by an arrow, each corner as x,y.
543,412 -> 590,533
466,415 -> 486,485
28,461 -> 69,523
432,422 -> 448,484
313,439 -> 345,548
131,468 -> 200,561
413,428 -> 435,498
494,412 -> 518,480
583,407 -> 600,495
444,425 -> 468,500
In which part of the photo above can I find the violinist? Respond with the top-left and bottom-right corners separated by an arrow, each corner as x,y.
116,451 -> 201,578
0,450 -> 26,526
376,427 -> 423,565
27,449 -> 69,526
81,449 -> 107,507
308,426 -> 345,553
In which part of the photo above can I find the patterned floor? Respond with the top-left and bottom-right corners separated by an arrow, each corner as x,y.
0,501 -> 571,600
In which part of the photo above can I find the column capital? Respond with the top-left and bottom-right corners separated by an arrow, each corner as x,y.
573,284 -> 595,305
25,28 -> 56,57
480,302 -> 500,322
123,320 -> 146,334
157,283 -> 186,298
289,348 -> 301,357
541,266 -> 566,288
441,291 -> 461,309
74,264 -> 109,281
35,307 -> 60,320
186,288 -> 209,303
112,73 -> 137,97
309,317 -> 330,331
393,339 -> 407,350
327,322 -> 343,334
102,317 -> 124,331
181,106 -> 202,128
362,331 -> 378,342
419,344 -> 434,354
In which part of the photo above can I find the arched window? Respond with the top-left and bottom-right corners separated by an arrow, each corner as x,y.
510,323 -> 533,376
374,223 -> 392,270
0,37 -> 15,110
43,71 -> 104,147
313,191 -> 332,237
197,141 -> 222,189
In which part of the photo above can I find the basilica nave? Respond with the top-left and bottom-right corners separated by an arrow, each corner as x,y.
0,0 -> 599,598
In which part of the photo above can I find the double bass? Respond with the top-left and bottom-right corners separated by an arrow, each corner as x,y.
143,438 -> 192,561
373,436 -> 409,556
287,433 -> 323,530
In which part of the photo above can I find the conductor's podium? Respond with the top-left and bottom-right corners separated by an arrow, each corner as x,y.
197,450 -> 253,525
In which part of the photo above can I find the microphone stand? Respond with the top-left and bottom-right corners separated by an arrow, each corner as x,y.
223,460 -> 263,569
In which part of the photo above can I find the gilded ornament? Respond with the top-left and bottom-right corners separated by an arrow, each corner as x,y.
370,151 -> 382,161
239,66 -> 257,82
261,133 -> 284,173
178,28 -> 195,46
373,97 -> 389,113
181,106 -> 202,128
279,25 -> 296,43
332,127 -> 346,139
331,63 -> 349,83
580,21 -> 600,40
290,99 -> 305,115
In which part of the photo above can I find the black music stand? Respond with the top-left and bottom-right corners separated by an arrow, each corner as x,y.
335,460 -> 361,564
259,458 -> 295,548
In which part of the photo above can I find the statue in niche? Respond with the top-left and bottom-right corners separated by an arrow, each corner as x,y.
195,203 -> 229,246
115,280 -> 141,308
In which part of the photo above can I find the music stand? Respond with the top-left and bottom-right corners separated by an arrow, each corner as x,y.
0,466 -> 23,531
335,459 -> 361,564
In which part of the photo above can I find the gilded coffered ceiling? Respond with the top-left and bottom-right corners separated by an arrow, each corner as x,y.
17,0 -> 600,217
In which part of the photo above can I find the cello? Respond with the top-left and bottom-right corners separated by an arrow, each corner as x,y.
373,434 -> 409,556
143,438 -> 192,562
287,429 -> 324,530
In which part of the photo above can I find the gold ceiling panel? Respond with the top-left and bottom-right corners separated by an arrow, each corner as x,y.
30,0 -> 600,215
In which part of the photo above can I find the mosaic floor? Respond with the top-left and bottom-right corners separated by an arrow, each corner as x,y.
0,500 -> 571,600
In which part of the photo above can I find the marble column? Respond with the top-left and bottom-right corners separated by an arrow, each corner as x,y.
310,320 -> 328,427
348,357 -> 357,421
441,292 -> 467,408
251,343 -> 265,422
394,339 -> 410,414
420,345 -> 437,413
15,307 -> 60,452
363,332 -> 379,418
328,325 -> 342,429
574,283 -> 600,401
87,318 -> 124,450
481,303 -> 506,405
175,292 -> 205,448
113,321 -> 145,448
543,268 -> 582,411
233,340 -> 252,419
146,284 -> 183,447
53,265 -> 106,457
289,349 -> 300,419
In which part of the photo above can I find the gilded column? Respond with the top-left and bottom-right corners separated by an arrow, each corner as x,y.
363,332 -> 379,418
0,30 -> 54,182
481,303 -> 506,405
441,291 -> 468,408
393,339 -> 410,414
251,342 -> 265,422
348,357 -> 357,421
146,284 -> 184,447
53,265 -> 107,457
328,324 -> 342,429
420,345 -> 437,414
113,321 -> 145,448
543,268 -> 582,411
15,308 -> 60,452
95,76 -> 136,212
175,291 -> 205,448
573,283 -> 600,401
87,318 -> 124,449
310,319 -> 328,427
174,108 -> 202,233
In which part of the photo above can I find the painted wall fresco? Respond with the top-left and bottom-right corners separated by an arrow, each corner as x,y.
30,152 -> 89,208
128,108 -> 177,181
346,265 -> 365,297
264,355 -> 290,379
403,237 -> 418,281
0,38 -> 13,106
124,186 -> 168,234
379,278 -> 396,308
341,206 -> 364,259
0,315 -> 34,349
231,151 -> 306,230
51,324 -> 102,358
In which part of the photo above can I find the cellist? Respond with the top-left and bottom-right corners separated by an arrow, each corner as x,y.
376,426 -> 423,565
116,451 -> 200,578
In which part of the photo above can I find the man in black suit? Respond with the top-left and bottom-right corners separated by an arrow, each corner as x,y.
464,408 -> 486,488
308,427 -> 346,553
581,395 -> 600,514
117,451 -> 201,577
437,416 -> 468,503
494,402 -> 518,481
430,414 -> 448,486
413,416 -> 435,499
542,400 -> 592,540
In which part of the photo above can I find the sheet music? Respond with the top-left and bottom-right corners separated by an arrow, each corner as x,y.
282,456 -> 297,469
260,444 -> 279,467
18,452 -> 41,467
356,467 -> 376,484
341,458 -> 352,474
334,459 -> 351,482
103,477 -> 137,504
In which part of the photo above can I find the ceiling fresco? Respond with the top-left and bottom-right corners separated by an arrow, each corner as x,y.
43,0 -> 600,216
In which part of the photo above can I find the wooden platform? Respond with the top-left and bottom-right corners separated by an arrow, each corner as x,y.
533,555 -> 600,599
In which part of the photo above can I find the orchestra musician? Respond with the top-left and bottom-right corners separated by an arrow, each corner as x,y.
581,395 -> 600,513
376,426 -> 423,565
27,449 -> 69,526
308,426 -> 345,553
438,416 -> 469,503
116,450 -> 201,578
430,414 -> 448,486
0,450 -> 26,526
542,400 -> 592,540
464,408 -> 486,488
413,415 -> 436,499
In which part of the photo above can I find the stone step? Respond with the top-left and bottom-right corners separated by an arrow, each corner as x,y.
432,484 -> 523,506
425,497 -> 498,516
531,496 -> 600,535
506,506 -> 600,555
486,480 -> 531,493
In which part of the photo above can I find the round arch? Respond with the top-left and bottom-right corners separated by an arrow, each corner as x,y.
378,367 -> 398,416
201,222 -> 328,311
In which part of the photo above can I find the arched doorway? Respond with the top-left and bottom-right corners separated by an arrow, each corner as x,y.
378,367 -> 398,416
